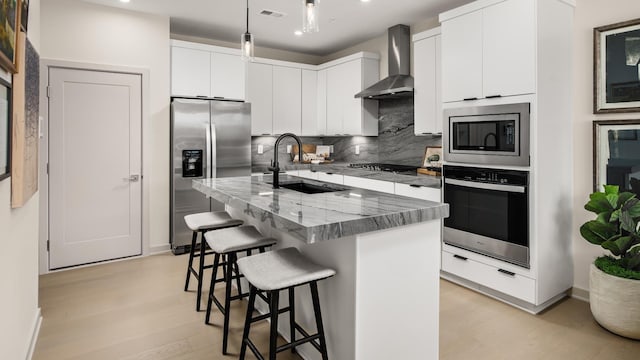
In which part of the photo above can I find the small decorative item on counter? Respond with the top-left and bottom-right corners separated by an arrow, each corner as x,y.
291,144 -> 333,164
418,146 -> 443,176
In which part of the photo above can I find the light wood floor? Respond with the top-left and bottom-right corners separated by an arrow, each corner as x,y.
34,253 -> 640,360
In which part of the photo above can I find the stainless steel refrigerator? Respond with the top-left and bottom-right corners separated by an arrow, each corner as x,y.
170,98 -> 251,254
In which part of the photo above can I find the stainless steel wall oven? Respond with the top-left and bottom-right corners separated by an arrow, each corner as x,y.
443,103 -> 530,166
443,165 -> 530,268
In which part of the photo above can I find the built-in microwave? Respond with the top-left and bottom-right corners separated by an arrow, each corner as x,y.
443,103 -> 530,166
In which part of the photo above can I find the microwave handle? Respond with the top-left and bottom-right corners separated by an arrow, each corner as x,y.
444,178 -> 526,193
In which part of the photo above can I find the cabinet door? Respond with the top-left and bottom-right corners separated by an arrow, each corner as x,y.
483,0 -> 535,98
301,70 -> 318,136
394,183 -> 441,202
341,60 -> 365,136
316,69 -> 327,136
247,62 -> 273,135
343,176 -> 395,194
317,172 -> 344,185
273,66 -> 302,135
414,36 -> 438,135
171,46 -> 210,97
211,52 -> 245,100
326,66 -> 344,135
441,11 -> 483,102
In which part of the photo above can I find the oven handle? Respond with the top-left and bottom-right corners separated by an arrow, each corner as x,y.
444,178 -> 526,193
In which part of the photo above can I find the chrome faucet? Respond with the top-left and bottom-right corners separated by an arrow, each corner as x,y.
269,133 -> 303,189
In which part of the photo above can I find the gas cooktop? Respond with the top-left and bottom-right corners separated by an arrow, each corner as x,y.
348,163 -> 417,172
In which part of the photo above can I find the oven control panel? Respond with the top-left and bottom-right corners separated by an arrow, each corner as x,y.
444,165 -> 528,186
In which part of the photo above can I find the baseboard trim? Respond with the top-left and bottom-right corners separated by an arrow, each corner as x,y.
149,244 -> 171,254
26,308 -> 42,360
570,286 -> 589,302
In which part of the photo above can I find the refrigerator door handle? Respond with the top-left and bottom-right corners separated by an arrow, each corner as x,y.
205,123 -> 212,178
211,123 -> 217,179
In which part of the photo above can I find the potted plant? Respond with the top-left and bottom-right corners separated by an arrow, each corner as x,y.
580,185 -> 640,339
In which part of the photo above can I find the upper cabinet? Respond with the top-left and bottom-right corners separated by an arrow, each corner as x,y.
246,62 -> 273,135
440,0 -> 535,102
323,56 -> 379,136
171,40 -> 246,100
272,66 -> 302,135
413,28 -> 442,136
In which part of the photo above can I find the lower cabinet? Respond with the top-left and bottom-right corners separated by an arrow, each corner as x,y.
317,172 -> 344,185
297,170 -> 319,180
343,175 -> 395,194
394,183 -> 441,202
441,249 -> 536,303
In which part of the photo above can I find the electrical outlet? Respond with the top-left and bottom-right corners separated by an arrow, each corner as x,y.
286,145 -> 292,153
258,145 -> 264,154
355,145 -> 360,155
329,145 -> 334,153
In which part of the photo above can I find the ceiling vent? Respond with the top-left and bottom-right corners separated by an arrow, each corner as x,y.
260,9 -> 286,18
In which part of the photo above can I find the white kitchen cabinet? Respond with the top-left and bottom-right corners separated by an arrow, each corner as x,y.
482,0 -> 535,98
297,169 -> 319,180
324,57 -> 379,136
211,52 -> 246,100
343,175 -> 395,194
171,41 -> 245,99
413,28 -> 442,136
317,172 -> 344,185
315,69 -> 327,136
441,11 -> 483,102
273,66 -> 302,135
440,0 -> 536,102
394,183 -> 441,202
301,70 -> 319,136
247,62 -> 274,135
171,46 -> 211,97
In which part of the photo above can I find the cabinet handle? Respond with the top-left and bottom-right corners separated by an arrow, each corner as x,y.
261,133 -> 271,136
421,132 -> 433,135
310,170 -> 317,173
409,184 -> 422,188
453,254 -> 468,261
463,97 -> 478,101
213,96 -> 225,99
498,269 -> 516,277
326,172 -> 334,175
486,95 -> 502,99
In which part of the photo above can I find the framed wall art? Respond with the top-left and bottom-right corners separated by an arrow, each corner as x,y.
0,0 -> 19,73
594,18 -> 640,113
0,77 -> 10,181
593,119 -> 640,195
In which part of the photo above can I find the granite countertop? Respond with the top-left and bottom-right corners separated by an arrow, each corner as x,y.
252,162 -> 442,188
193,175 -> 449,243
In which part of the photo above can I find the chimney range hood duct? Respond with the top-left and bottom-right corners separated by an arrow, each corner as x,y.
355,24 -> 414,100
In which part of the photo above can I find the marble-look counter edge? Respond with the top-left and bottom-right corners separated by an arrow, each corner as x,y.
193,176 -> 448,244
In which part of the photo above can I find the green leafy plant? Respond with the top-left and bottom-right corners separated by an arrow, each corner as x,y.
580,185 -> 640,275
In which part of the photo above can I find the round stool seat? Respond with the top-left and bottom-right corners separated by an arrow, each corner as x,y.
237,247 -> 336,291
205,225 -> 277,254
184,211 -> 243,232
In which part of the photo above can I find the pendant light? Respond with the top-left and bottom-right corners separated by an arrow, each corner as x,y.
302,0 -> 320,33
241,0 -> 254,61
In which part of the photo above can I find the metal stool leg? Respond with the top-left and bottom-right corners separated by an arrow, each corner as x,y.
239,285 -> 257,360
289,287 -> 297,354
222,252 -> 236,355
184,231 -> 197,291
196,231 -> 206,311
205,253 -> 221,325
269,290 -> 280,360
310,282 -> 329,360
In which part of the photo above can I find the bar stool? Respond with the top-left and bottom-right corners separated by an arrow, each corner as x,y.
183,211 -> 243,311
204,225 -> 277,355
237,247 -> 336,360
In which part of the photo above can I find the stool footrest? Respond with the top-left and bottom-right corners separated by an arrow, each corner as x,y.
249,306 -> 292,323
292,323 -> 322,353
243,338 -> 265,360
277,332 -> 320,353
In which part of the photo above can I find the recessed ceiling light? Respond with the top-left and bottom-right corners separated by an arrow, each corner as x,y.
361,0 -> 371,2
294,30 -> 303,36
120,0 -> 130,3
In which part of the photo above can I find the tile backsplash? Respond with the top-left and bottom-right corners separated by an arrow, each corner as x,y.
251,97 -> 442,170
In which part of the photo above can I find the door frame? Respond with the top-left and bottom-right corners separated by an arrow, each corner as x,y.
39,59 -> 151,274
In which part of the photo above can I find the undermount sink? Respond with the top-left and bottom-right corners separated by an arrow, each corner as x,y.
280,181 -> 347,194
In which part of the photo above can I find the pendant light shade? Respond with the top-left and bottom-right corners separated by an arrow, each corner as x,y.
241,0 -> 254,61
302,0 -> 319,33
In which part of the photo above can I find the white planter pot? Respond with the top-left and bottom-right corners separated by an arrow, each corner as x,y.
590,263 -> 640,339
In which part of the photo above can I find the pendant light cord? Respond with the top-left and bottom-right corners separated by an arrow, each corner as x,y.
246,0 -> 249,33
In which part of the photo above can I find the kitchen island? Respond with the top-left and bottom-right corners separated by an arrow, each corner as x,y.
194,174 -> 448,360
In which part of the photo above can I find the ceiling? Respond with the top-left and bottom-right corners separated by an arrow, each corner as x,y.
82,0 -> 473,56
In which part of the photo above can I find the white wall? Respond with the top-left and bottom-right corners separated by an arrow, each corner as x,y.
40,0 -> 171,253
572,0 -> 640,291
0,1 -> 42,359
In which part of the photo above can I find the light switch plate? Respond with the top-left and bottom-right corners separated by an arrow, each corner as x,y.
286,145 -> 292,153
355,145 -> 360,155
258,145 -> 264,154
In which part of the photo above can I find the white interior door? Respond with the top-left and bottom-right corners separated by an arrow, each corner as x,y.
48,67 -> 142,269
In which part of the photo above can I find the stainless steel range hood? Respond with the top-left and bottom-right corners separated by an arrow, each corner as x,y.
355,24 -> 414,100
